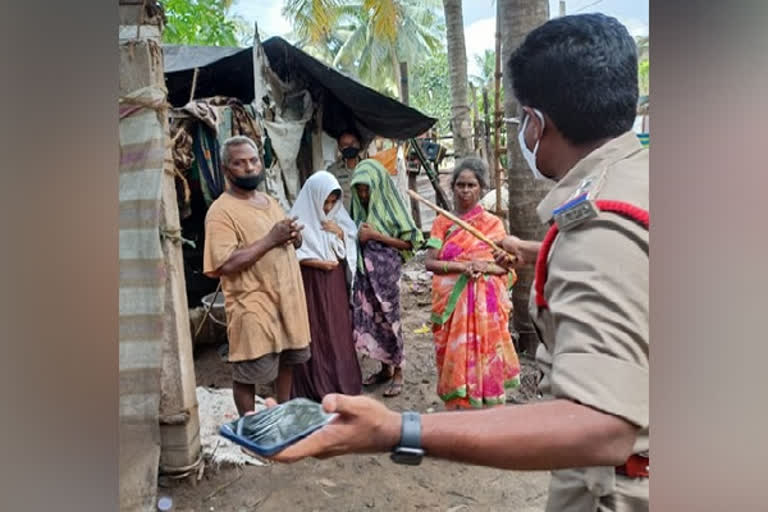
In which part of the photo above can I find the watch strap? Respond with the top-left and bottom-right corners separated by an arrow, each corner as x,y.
399,411 -> 421,450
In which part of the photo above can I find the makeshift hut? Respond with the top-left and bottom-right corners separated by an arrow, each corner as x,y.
161,35 -> 437,309
119,8 -> 436,508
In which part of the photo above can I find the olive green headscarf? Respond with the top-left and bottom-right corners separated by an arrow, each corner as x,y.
349,159 -> 423,269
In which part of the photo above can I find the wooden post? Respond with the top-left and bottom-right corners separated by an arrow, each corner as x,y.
157,63 -> 202,487
400,61 -> 422,229
493,14 -> 503,215
408,167 -> 422,229
252,22 -> 269,110
310,92 -> 325,184
470,83 -> 480,155
482,87 -> 493,183
400,62 -> 409,105
119,1 -> 200,509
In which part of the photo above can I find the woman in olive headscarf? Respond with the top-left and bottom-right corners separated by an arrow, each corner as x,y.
349,159 -> 423,397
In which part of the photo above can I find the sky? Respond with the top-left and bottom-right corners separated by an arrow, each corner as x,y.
232,1 -> 649,77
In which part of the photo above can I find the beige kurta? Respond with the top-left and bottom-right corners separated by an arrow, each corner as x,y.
203,193 -> 311,362
530,132 -> 649,511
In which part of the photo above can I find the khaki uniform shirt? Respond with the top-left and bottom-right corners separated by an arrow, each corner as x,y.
530,132 -> 649,511
203,193 -> 311,362
326,158 -> 356,211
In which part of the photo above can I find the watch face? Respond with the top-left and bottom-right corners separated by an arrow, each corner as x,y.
391,447 -> 423,466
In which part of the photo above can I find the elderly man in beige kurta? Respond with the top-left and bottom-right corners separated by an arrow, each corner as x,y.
530,130 -> 649,511
204,194 -> 311,362
204,135 -> 311,415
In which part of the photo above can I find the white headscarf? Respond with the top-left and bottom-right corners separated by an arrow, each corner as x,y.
290,171 -> 358,283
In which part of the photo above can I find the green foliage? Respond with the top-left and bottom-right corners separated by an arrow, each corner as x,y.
162,0 -> 250,47
470,49 -> 495,89
282,0 -> 344,47
284,0 -> 445,98
410,51 -> 452,133
408,48 -> 504,137
635,36 -> 650,96
468,49 -> 502,119
638,58 -> 649,96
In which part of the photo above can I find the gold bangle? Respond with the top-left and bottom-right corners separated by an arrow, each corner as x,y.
442,262 -> 448,274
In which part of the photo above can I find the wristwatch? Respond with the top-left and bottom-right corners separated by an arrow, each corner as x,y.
390,411 -> 424,465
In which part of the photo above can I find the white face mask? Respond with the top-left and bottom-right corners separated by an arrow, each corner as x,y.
518,108 -> 548,180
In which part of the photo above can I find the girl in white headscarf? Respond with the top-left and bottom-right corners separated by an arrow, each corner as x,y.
288,171 -> 362,400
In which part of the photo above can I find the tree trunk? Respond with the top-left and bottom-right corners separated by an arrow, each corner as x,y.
391,48 -> 403,100
442,0 -> 473,158
499,0 -> 551,357
397,61 -> 417,222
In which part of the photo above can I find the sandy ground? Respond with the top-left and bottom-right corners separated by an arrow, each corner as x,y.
166,255 -> 550,511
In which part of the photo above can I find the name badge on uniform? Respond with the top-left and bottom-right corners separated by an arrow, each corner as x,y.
552,193 -> 599,231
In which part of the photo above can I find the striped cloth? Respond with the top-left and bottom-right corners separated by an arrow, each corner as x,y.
349,159 -> 424,272
119,85 -> 167,511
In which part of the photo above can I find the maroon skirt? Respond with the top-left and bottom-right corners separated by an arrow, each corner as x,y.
291,263 -> 362,401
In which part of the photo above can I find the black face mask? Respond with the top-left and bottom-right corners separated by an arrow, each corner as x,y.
341,146 -> 360,160
228,171 -> 265,191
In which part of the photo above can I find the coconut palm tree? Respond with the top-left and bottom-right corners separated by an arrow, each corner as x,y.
282,0 -> 344,48
470,49 -> 496,90
499,0 -> 551,357
283,0 -> 444,98
469,49 -> 502,120
441,0 -> 472,157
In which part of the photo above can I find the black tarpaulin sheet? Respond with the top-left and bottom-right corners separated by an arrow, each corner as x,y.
164,44 -> 256,106
163,37 -> 436,140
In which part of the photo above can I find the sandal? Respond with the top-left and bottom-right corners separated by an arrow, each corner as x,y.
382,381 -> 403,397
363,367 -> 394,386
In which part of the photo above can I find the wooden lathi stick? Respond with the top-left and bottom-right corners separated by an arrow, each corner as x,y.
407,189 -> 517,263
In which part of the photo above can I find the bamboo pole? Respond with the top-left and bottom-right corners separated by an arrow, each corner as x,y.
400,61 -> 423,230
470,83 -> 480,154
189,67 -> 199,103
493,14 -> 503,215
482,87 -> 493,172
193,281 -> 222,340
407,189 -> 516,262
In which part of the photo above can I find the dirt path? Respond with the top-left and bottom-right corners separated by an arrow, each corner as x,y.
168,256 -> 550,511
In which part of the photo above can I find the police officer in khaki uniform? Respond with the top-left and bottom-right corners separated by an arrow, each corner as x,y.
263,13 -> 649,512
518,130 -> 649,511
502,125 -> 649,511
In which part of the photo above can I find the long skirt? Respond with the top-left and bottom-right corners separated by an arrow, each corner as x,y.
352,241 -> 405,368
291,263 -> 362,401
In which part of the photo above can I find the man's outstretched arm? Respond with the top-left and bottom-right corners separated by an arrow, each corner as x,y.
268,394 -> 637,471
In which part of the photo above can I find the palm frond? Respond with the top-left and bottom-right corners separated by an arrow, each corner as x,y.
364,0 -> 398,44
333,22 -> 369,68
282,0 -> 344,45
